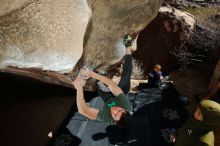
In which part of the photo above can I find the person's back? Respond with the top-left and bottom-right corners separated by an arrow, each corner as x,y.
96,92 -> 132,126
175,100 -> 220,146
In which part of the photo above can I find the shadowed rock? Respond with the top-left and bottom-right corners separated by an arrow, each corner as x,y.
133,6 -> 196,73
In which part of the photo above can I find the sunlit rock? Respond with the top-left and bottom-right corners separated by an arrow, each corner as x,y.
0,0 -> 90,73
83,0 -> 163,72
0,0 -> 162,89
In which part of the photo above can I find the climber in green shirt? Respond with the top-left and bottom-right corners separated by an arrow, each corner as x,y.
73,35 -> 136,128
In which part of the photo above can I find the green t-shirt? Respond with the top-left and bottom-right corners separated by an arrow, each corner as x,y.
96,93 -> 132,125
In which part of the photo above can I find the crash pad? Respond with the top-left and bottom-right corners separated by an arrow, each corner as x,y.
49,87 -> 189,146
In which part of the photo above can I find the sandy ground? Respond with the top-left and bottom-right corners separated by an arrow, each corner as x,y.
0,73 -> 74,146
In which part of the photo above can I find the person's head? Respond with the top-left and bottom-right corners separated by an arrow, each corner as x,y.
110,106 -> 132,128
194,100 -> 220,127
154,64 -> 162,73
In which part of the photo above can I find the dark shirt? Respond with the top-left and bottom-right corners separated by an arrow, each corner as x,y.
148,70 -> 163,88
96,93 -> 132,125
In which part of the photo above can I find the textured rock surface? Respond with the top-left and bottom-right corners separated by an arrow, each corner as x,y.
0,0 -> 90,73
0,0 -> 162,88
164,0 -> 220,9
169,66 -> 212,98
0,0 -> 30,16
133,6 -> 196,73
83,0 -> 162,71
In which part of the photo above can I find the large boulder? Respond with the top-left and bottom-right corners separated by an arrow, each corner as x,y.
0,0 -> 162,89
133,6 -> 196,73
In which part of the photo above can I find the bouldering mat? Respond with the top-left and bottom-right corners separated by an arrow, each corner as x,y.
49,88 -> 189,146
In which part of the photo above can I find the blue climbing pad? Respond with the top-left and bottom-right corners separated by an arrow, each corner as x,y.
49,87 -> 189,146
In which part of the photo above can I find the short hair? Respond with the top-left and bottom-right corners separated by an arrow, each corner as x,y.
116,111 -> 132,128
154,64 -> 162,70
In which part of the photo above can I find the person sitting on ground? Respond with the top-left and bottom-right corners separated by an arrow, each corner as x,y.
205,82 -> 220,103
173,100 -> 220,146
138,64 -> 172,90
147,64 -> 164,88
73,45 -> 133,128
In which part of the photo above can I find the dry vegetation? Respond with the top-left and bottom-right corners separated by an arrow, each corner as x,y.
172,6 -> 220,68
184,6 -> 220,19
173,6 -> 220,145
131,59 -> 145,80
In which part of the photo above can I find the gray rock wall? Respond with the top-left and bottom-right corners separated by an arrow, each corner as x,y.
0,0 -> 162,88
83,0 -> 163,72
0,0 -> 91,73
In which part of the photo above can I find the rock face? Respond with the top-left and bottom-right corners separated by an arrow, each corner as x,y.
0,0 -> 91,73
169,66 -> 212,98
164,0 -> 220,9
133,6 -> 196,73
83,0 -> 162,71
0,0 -> 162,88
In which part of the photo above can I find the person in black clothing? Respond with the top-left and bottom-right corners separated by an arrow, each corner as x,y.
137,64 -> 190,105
138,64 -> 169,90
148,64 -> 164,88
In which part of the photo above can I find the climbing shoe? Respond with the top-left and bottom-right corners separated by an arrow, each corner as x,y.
123,33 -> 133,48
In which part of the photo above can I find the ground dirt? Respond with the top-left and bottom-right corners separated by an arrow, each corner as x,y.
0,73 -> 74,146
